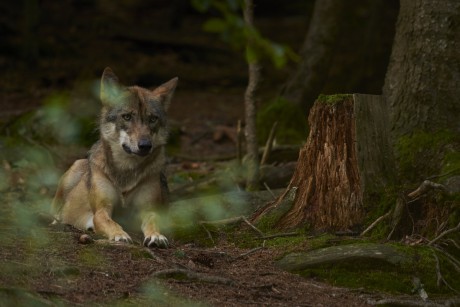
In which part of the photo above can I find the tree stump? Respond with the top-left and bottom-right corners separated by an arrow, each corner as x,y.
253,94 -> 394,230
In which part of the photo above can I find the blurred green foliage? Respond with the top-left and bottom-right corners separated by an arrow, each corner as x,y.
257,97 -> 307,144
191,0 -> 299,67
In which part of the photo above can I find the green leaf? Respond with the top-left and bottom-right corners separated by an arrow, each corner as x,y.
226,0 -> 241,11
270,43 -> 287,68
245,45 -> 258,63
203,18 -> 228,33
191,0 -> 212,13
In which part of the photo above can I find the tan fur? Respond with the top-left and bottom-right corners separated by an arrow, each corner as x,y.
52,67 -> 177,248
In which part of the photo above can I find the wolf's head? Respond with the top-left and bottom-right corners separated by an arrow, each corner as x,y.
99,67 -> 178,158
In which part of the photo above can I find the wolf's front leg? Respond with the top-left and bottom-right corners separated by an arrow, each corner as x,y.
93,209 -> 132,243
141,212 -> 168,248
90,172 -> 132,243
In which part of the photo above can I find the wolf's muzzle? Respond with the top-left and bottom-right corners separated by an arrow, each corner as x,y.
137,139 -> 152,156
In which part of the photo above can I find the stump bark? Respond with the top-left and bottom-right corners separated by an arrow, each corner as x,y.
253,94 -> 394,230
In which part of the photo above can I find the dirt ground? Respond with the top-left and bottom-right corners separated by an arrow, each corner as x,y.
0,222 -> 381,306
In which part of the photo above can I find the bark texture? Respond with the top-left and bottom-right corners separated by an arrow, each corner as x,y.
253,94 -> 393,230
383,0 -> 460,138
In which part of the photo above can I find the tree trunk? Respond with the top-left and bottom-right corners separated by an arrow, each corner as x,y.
243,0 -> 260,191
253,94 -> 394,230
383,0 -> 460,144
279,0 -> 347,113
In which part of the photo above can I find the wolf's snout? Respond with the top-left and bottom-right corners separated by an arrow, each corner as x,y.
137,139 -> 152,156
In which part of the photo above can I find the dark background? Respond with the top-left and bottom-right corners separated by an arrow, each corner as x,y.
0,0 -> 399,155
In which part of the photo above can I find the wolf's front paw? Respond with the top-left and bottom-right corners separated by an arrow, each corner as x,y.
143,233 -> 168,248
109,231 -> 132,244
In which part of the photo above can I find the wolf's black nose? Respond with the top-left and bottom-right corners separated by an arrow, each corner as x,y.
138,139 -> 152,155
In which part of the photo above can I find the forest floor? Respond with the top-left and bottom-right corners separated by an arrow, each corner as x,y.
0,2 -> 458,306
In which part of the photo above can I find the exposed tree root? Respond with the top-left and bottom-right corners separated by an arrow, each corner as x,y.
428,222 -> 460,246
407,180 -> 447,199
152,268 -> 235,285
373,298 -> 447,306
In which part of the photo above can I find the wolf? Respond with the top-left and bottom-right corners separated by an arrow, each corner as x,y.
51,67 -> 178,248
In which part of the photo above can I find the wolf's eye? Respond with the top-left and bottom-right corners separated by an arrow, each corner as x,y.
122,114 -> 132,121
149,116 -> 158,124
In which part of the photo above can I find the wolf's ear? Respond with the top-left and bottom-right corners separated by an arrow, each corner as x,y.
152,77 -> 178,111
100,67 -> 122,105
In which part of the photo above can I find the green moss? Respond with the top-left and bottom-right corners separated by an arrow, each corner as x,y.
294,241 -> 458,295
299,260 -> 412,293
263,235 -> 306,249
256,97 -> 307,144
316,94 -> 352,105
396,129 -> 459,182
170,224 -> 215,247
361,186 -> 399,239
442,151 -> 460,175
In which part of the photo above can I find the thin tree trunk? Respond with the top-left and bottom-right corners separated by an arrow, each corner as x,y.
280,0 -> 347,113
243,0 -> 260,191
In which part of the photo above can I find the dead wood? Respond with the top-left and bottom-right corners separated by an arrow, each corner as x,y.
431,251 -> 459,294
260,162 -> 296,189
231,246 -> 264,262
388,178 -> 454,240
253,94 -> 394,230
428,222 -> 460,246
199,216 -> 264,237
256,232 -> 300,240
152,268 -> 235,285
260,121 -> 278,165
432,247 -> 460,273
360,211 -> 392,237
407,180 -> 448,199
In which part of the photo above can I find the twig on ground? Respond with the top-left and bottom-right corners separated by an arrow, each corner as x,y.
152,268 -> 235,285
255,232 -> 299,240
199,216 -> 264,238
199,223 -> 215,246
231,246 -> 264,262
428,222 -> 460,246
144,249 -> 167,264
260,121 -> 278,166
361,210 -> 392,237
